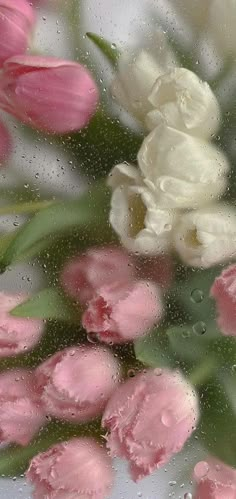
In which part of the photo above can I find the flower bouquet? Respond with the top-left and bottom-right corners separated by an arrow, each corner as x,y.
0,0 -> 235,497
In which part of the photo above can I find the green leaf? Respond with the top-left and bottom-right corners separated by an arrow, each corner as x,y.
0,200 -> 53,217
10,288 -> 79,322
86,32 -> 120,66
167,325 -> 209,362
198,380 -> 236,467
134,327 -> 174,368
173,267 -> 220,324
0,182 -> 111,271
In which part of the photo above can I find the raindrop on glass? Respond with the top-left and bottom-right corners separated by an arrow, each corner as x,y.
192,321 -> 206,336
190,288 -> 204,303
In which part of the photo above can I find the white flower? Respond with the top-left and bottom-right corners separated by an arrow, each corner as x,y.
173,204 -> 236,268
209,0 -> 236,55
146,68 -> 221,139
137,124 -> 229,209
111,31 -> 177,124
108,163 -> 176,255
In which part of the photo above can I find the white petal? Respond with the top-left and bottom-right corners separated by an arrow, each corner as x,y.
174,205 -> 236,268
146,68 -> 221,138
107,163 -> 141,189
137,125 -> 229,209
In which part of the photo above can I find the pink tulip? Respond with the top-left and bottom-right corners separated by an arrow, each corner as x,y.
102,369 -> 199,481
0,292 -> 44,357
210,264 -> 236,336
194,458 -> 236,498
82,280 -> 162,344
0,119 -> 12,164
0,369 -> 46,445
0,0 -> 35,66
61,246 -> 135,304
35,345 -> 120,422
0,55 -> 99,133
27,437 -> 114,499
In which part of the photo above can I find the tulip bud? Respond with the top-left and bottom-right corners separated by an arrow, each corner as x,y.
111,31 -> 177,124
174,204 -> 236,268
146,68 -> 221,139
0,0 -> 35,67
61,246 -> 135,304
0,292 -> 44,357
0,119 -> 12,165
35,346 -> 120,422
27,438 -> 114,499
108,162 -> 176,254
83,280 -> 162,344
193,458 -> 236,499
210,264 -> 236,337
210,0 -> 236,56
0,369 -> 45,445
0,55 -> 99,133
102,369 -> 199,481
138,125 -> 229,209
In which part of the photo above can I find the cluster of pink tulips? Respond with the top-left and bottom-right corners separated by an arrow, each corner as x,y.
0,0 -> 99,165
0,245 -> 235,497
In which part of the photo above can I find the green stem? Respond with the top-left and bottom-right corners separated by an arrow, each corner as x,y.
0,200 -> 54,217
189,357 -> 218,386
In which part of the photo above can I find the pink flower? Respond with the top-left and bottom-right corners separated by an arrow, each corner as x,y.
0,0 -> 35,66
0,369 -> 46,445
27,437 -> 114,499
210,264 -> 236,336
0,292 -> 44,357
0,55 -> 99,133
102,369 -> 199,481
0,119 -> 12,164
82,280 -> 162,344
61,246 -> 135,304
35,345 -> 120,422
194,458 -> 236,498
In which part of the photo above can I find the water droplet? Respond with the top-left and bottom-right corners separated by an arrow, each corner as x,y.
87,332 -> 99,344
169,480 -> 177,486
194,461 -> 209,479
111,43 -> 117,50
232,364 -> 236,373
154,368 -> 163,376
191,288 -> 204,303
161,410 -> 175,427
128,369 -> 136,378
192,321 -> 206,336
182,329 -> 190,338
184,494 -> 192,499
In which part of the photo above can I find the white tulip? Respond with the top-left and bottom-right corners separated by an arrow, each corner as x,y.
174,204 -> 236,268
111,31 -> 177,124
107,163 -> 176,255
209,0 -> 236,55
146,68 -> 221,139
137,124 -> 229,209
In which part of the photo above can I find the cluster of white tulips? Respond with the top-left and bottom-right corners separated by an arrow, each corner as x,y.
108,34 -> 236,268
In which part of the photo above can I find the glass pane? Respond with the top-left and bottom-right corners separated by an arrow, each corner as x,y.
0,1 -> 235,498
